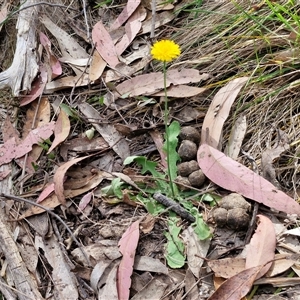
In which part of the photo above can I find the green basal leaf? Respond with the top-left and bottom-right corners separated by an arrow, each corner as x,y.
163,121 -> 180,197
101,178 -> 124,199
136,194 -> 165,215
124,156 -> 168,191
60,103 -> 79,119
191,208 -> 211,240
165,216 -> 185,268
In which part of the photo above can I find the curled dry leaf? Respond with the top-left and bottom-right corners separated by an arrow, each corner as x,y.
47,109 -> 70,154
197,144 -> 300,215
54,155 -> 92,206
20,64 -> 48,106
201,77 -> 249,148
245,215 -> 276,279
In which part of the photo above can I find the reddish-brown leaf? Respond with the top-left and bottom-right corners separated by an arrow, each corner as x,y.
37,183 -> 55,203
20,65 -> 48,106
245,215 -> 276,279
47,110 -> 70,154
110,0 -> 141,30
0,122 -> 55,167
208,266 -> 262,300
117,220 -> 140,300
39,32 -> 62,79
197,144 -> 300,215
92,21 -> 119,67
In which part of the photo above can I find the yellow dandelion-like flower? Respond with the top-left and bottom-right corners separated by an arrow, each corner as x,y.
151,40 -> 181,62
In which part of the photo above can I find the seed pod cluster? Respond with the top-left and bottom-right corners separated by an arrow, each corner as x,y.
176,126 -> 205,190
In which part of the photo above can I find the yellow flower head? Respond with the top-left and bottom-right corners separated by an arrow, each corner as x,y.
151,40 -> 181,62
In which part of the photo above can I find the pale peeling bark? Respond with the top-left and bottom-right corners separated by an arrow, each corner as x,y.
0,206 -> 43,300
0,0 -> 39,96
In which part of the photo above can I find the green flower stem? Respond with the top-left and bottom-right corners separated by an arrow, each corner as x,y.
163,62 -> 175,198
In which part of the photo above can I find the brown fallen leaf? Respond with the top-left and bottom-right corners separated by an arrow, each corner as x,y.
115,6 -> 145,56
40,15 -> 89,67
208,266 -> 262,300
47,109 -> 70,153
60,136 -> 109,161
261,131 -> 289,186
266,253 -> 299,277
140,11 -> 175,35
197,144 -> 300,215
117,220 -> 140,300
20,64 -> 48,107
201,77 -> 249,148
153,85 -> 207,97
208,257 -> 246,279
245,215 -> 276,279
54,155 -> 92,206
0,2 -> 9,31
89,50 -> 107,81
115,69 -> 209,98
39,32 -> 62,79
109,0 -> 141,30
44,74 -> 90,93
0,122 -> 55,167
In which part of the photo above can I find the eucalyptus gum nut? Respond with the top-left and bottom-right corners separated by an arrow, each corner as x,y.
227,208 -> 250,230
188,169 -> 206,188
177,160 -> 199,177
179,126 -> 201,145
178,140 -> 197,161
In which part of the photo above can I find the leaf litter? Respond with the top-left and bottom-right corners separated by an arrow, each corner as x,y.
0,0 -> 300,299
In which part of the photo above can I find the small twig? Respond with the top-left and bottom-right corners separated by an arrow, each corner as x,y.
153,192 -> 195,223
1,193 -> 91,267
